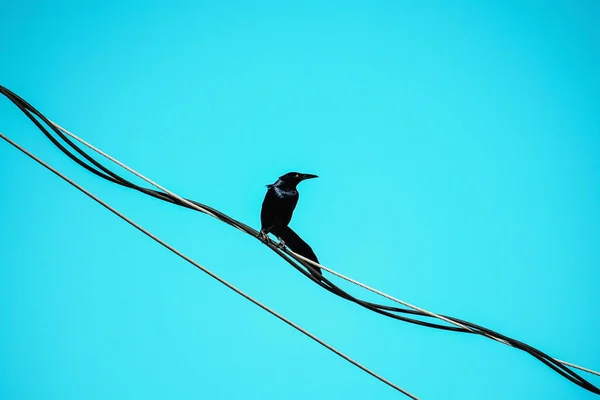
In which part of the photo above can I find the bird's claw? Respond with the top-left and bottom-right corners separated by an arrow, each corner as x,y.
258,230 -> 269,243
276,239 -> 286,250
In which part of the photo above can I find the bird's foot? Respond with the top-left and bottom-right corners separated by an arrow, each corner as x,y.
276,237 -> 286,250
258,230 -> 269,243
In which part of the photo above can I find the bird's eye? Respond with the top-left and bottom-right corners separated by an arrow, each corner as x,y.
295,174 -> 300,178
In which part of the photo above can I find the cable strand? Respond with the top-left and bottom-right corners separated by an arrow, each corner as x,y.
0,131 -> 419,400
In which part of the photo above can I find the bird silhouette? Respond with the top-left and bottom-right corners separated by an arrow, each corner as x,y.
259,172 -> 322,278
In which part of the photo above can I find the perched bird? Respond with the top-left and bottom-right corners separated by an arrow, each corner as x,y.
259,172 -> 322,278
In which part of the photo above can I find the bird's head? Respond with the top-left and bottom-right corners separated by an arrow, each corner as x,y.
275,172 -> 318,188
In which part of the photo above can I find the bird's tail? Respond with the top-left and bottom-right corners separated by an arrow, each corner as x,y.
272,226 -> 323,280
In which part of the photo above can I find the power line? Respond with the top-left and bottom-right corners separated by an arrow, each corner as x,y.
0,131 -> 419,400
1,84 -> 598,394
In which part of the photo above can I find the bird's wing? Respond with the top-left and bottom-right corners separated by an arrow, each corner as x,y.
260,186 -> 281,231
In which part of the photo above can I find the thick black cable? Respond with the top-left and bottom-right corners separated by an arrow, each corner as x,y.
0,87 -> 256,235
1,85 -> 598,395
2,85 -> 596,392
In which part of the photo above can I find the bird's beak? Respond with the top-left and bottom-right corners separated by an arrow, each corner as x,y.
301,173 -> 318,180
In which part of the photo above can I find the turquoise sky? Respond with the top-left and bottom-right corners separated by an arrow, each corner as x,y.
1,1 -> 599,399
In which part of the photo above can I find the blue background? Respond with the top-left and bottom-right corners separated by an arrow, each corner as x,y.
1,1 -> 599,399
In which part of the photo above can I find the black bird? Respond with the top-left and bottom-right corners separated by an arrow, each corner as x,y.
259,172 -> 322,278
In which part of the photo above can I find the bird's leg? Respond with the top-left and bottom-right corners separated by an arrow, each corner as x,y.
275,237 -> 286,250
258,229 -> 285,249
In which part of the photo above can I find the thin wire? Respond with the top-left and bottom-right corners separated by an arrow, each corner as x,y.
0,132 -> 419,400
47,120 -> 224,222
48,120 -> 600,380
559,361 -> 600,378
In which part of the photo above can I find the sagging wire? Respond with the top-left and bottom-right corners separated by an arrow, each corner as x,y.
1,85 -> 598,394
0,132 -> 418,399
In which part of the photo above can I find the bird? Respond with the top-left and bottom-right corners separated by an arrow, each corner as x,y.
259,172 -> 322,278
